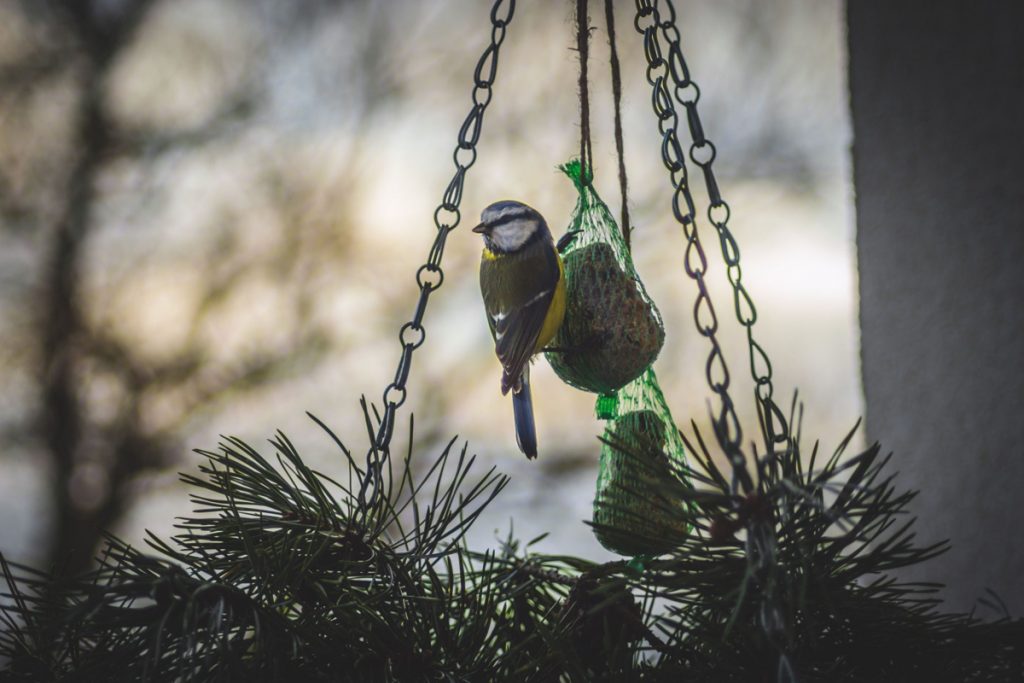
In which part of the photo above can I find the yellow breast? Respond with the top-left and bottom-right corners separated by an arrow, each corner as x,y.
534,253 -> 566,353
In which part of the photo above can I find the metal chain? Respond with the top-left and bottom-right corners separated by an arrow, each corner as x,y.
633,0 -> 753,496
654,0 -> 791,453
359,0 -> 516,507
635,2 -> 791,673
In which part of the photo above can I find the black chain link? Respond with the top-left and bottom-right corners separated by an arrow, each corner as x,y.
654,1 -> 791,454
635,0 -> 794,493
359,0 -> 516,508
634,0 -> 753,495
635,2 -> 791,675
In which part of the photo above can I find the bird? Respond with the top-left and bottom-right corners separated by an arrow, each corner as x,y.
474,200 -> 566,459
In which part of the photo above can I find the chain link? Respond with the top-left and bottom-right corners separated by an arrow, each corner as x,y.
359,0 -> 516,507
654,0 -> 791,452
635,0 -> 793,494
634,0 -> 753,496
636,0 -> 790,668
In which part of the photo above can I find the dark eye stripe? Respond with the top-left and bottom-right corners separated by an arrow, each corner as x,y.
488,210 -> 532,228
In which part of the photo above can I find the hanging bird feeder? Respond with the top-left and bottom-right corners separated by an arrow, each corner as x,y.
354,0 -> 799,674
364,0 -> 794,564
544,161 -> 664,394
547,158 -> 690,556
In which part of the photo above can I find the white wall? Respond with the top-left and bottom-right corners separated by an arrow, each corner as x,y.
849,1 -> 1024,615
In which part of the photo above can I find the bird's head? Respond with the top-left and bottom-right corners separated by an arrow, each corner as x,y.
473,200 -> 549,253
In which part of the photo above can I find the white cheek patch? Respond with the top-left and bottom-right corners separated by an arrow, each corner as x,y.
490,219 -> 534,251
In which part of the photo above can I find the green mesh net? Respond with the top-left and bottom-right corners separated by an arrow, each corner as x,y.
544,161 -> 664,394
592,366 -> 692,556
545,160 -> 691,557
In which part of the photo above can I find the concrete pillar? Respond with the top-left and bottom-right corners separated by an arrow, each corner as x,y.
847,1 -> 1024,613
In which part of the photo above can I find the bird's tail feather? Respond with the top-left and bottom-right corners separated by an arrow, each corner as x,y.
512,367 -> 537,459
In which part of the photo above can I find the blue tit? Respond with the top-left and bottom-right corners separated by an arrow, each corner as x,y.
474,200 -> 567,459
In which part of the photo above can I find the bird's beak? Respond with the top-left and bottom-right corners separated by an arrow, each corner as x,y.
472,222 -> 487,234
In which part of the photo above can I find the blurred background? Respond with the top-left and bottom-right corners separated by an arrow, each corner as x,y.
0,0 -> 857,575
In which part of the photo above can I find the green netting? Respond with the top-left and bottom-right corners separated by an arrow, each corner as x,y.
592,366 -> 692,556
543,160 -> 690,557
544,160 -> 664,394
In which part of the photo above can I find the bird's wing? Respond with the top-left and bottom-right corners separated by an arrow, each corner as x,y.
480,242 -> 561,394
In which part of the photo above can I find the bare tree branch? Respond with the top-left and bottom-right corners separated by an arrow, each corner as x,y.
39,0 -> 163,577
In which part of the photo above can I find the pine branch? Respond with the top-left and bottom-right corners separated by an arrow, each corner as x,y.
2,396 -> 1022,681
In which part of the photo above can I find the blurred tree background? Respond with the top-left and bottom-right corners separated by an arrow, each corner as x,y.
0,0 -> 855,576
